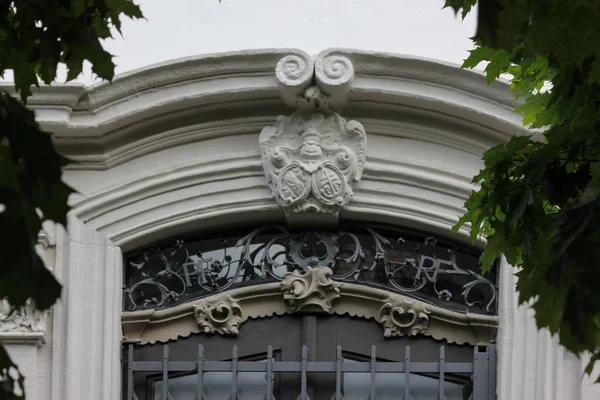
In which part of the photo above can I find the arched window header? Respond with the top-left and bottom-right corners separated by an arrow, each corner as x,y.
121,224 -> 498,346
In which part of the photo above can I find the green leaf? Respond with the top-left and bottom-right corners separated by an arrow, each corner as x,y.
443,0 -> 477,19
515,93 -> 551,127
71,0 -> 86,17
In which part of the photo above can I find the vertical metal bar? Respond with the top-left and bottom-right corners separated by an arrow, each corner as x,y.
266,345 -> 273,400
487,344 -> 496,400
438,346 -> 445,400
232,345 -> 239,400
162,345 -> 169,400
370,345 -> 376,400
335,345 -> 342,400
127,344 -> 134,400
301,345 -> 308,400
404,346 -> 411,400
197,345 -> 204,400
472,345 -> 489,400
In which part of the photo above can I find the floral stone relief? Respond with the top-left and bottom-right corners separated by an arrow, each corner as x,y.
0,298 -> 46,333
281,267 -> 342,312
260,51 -> 366,216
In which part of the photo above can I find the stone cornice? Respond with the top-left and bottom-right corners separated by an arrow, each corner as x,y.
1,48 -> 525,169
122,269 -> 497,346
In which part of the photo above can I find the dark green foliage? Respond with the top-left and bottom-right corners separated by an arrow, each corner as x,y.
445,0 -> 600,382
0,1 -> 143,397
0,0 -> 144,100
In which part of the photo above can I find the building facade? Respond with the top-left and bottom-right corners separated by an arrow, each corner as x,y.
0,2 -> 599,400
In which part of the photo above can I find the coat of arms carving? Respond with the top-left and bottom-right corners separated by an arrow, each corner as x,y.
260,111 -> 366,214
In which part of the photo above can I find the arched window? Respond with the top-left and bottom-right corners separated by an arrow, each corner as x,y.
121,224 -> 498,399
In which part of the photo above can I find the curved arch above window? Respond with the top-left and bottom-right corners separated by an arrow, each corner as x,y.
121,223 -> 498,345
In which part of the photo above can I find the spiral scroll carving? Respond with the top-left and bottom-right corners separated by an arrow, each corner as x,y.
315,54 -> 354,89
276,54 -> 314,90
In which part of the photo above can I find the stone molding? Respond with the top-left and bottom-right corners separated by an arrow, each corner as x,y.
1,48 -> 525,172
121,276 -> 497,345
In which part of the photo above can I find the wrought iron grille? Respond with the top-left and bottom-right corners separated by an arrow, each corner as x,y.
123,342 -> 496,400
123,225 -> 498,315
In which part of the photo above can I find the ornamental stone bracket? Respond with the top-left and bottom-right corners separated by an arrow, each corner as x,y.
122,267 -> 498,345
193,293 -> 243,336
281,267 -> 342,312
380,296 -> 431,338
260,50 -> 366,225
0,299 -> 48,346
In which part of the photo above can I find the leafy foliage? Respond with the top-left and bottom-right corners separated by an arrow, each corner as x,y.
0,0 -> 143,397
0,0 -> 144,101
446,0 -> 600,382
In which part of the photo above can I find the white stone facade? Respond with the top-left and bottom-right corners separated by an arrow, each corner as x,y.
1,47 -> 598,400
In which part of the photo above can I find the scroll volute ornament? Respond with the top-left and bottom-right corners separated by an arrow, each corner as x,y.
380,295 -> 431,338
281,267 -> 342,312
261,51 -> 366,218
193,293 -> 243,336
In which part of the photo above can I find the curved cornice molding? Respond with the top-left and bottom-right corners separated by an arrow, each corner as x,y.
121,268 -> 497,346
4,48 -> 524,167
18,48 -> 517,247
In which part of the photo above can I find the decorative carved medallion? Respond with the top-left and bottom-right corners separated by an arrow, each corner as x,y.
260,112 -> 366,214
281,267 -> 342,312
193,293 -> 243,336
261,52 -> 366,217
380,295 -> 431,338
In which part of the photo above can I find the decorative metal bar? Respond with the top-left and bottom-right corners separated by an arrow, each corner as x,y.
123,225 -> 497,315
130,360 -> 475,373
369,345 -> 376,400
232,345 -> 239,400
438,346 -> 445,400
487,345 -> 496,400
301,345 -> 308,400
472,346 -> 490,400
124,342 -> 494,400
335,345 -> 342,400
127,343 -> 135,400
266,345 -> 274,400
197,345 -> 204,400
162,345 -> 169,400
404,346 -> 411,400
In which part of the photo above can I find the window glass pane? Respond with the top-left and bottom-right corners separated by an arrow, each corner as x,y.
342,358 -> 466,400
153,361 -> 270,400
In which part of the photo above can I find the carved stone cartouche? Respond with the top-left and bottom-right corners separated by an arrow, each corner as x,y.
261,52 -> 366,218
380,295 -> 431,338
281,267 -> 342,312
260,112 -> 366,215
193,293 -> 243,336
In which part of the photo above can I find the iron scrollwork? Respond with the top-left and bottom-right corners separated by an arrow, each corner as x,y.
123,225 -> 497,315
